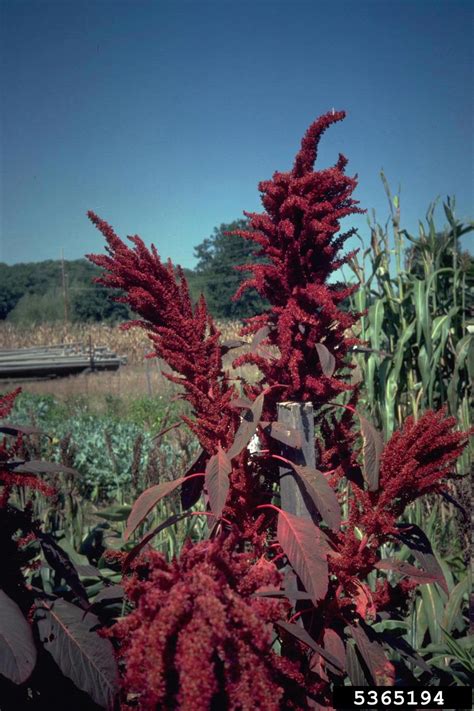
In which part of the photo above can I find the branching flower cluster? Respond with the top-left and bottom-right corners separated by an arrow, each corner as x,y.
109,534 -> 320,710
86,217 -> 240,454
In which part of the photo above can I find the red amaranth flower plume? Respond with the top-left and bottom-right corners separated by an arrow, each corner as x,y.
376,408 -> 469,516
109,535 -> 311,710
86,212 -> 239,454
230,111 -> 364,408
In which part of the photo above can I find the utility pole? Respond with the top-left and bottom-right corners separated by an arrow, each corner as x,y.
61,248 -> 69,324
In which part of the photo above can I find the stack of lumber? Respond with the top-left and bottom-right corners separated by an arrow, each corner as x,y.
0,343 -> 127,379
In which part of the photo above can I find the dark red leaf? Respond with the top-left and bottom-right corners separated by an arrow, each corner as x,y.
346,640 -> 370,686
349,622 -> 395,686
253,590 -> 312,601
276,620 -> 343,671
357,412 -> 383,492
261,421 -> 303,449
395,523 -> 449,595
440,491 -> 468,519
315,343 -> 336,378
0,590 -> 37,684
350,361 -> 363,385
347,579 -> 376,622
92,585 -> 124,604
251,325 -> 270,351
290,464 -> 341,531
205,446 -> 231,518
277,510 -> 329,603
13,460 -> 78,476
0,422 -> 48,438
38,532 -> 88,604
227,392 -> 265,459
181,448 -> 207,509
221,339 -> 247,354
229,397 -> 254,410
75,564 -> 101,578
322,629 -> 346,675
375,558 -> 441,585
34,598 -> 118,710
380,632 -> 431,673
125,477 -> 187,540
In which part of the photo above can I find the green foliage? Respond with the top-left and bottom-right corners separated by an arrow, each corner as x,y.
346,179 -> 473,464
10,392 -> 193,502
1,259 -> 130,323
70,285 -> 130,323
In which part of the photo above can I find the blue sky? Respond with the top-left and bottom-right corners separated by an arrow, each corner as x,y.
1,0 -> 472,269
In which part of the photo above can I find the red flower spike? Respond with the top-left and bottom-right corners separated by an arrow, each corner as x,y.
109,535 -> 311,710
228,110 -> 365,408
86,212 -> 240,454
377,408 -> 470,516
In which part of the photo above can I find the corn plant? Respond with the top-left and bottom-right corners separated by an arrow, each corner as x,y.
345,175 -> 473,469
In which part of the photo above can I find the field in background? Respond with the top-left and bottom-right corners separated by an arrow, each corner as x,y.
0,320 -> 244,364
0,320 -> 258,404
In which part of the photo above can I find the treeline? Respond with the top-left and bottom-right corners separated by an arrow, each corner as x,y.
0,220 -> 268,323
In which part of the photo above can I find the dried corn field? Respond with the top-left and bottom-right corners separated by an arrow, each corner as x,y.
0,320 -> 259,402
0,320 -> 244,365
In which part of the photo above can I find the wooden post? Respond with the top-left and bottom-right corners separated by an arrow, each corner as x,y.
278,401 -> 315,519
61,248 -> 69,324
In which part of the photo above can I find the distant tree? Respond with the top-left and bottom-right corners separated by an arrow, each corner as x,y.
193,219 -> 267,319
7,289 -> 65,323
0,264 -> 24,318
70,285 -> 130,323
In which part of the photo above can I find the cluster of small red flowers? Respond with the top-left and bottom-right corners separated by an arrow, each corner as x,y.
87,213 -> 240,454
376,408 -> 469,516
229,111 -> 364,408
372,578 -> 417,615
322,408 -> 469,615
109,535 -> 313,710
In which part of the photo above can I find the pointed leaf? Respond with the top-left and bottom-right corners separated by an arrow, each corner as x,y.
125,477 -> 187,540
93,504 -> 132,522
277,510 -> 329,603
276,620 -> 343,671
315,343 -> 336,378
35,599 -> 118,710
380,632 -> 431,673
375,558 -> 440,585
0,422 -> 47,437
350,360 -> 363,386
323,629 -> 346,675
0,589 -> 37,684
38,532 -> 88,603
229,397 -> 253,409
227,392 -> 265,459
205,447 -> 231,518
290,464 -> 341,531
12,460 -> 78,476
181,448 -> 206,509
261,421 -> 303,449
346,640 -> 370,686
349,622 -> 395,686
221,339 -> 247,354
395,523 -> 448,595
92,585 -> 124,605
358,413 -> 383,491
251,326 -> 270,351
